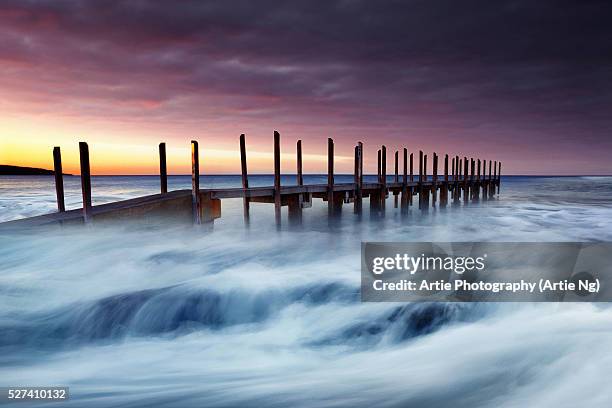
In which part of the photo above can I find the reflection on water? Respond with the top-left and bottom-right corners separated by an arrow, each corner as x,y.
1,176 -> 612,407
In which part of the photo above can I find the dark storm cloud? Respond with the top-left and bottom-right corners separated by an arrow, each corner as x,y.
1,0 -> 612,173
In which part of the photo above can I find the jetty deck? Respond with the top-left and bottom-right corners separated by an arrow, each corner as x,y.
0,131 -> 501,229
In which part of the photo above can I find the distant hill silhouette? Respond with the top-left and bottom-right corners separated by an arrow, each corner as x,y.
0,165 -> 72,176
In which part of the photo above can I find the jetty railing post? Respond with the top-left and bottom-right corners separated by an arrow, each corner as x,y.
442,154 -> 448,207
409,152 -> 414,205
488,159 -> 493,198
354,142 -> 363,214
377,149 -> 381,183
274,131 -> 281,229
239,134 -> 250,224
470,158 -> 475,200
418,151 -> 423,209
401,148 -> 408,213
327,138 -> 334,216
455,155 -> 460,201
79,142 -> 92,223
424,154 -> 429,210
482,159 -> 487,199
394,150 -> 399,208
476,159 -> 481,200
493,160 -> 497,197
53,147 -> 65,212
159,143 -> 168,195
381,145 -> 387,214
191,140 -> 201,225
463,157 -> 469,203
451,156 -> 455,202
432,153 -> 438,207
497,162 -> 502,194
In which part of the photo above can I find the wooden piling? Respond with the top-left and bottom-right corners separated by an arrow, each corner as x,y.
441,154 -> 448,207
381,145 -> 387,213
423,154 -> 429,210
497,162 -> 502,193
239,134 -> 250,224
191,140 -> 201,225
159,143 -> 168,195
418,151 -> 423,209
401,148 -> 408,212
394,150 -> 399,208
488,159 -> 492,197
79,142 -> 92,222
482,159 -> 487,199
327,138 -> 334,215
354,142 -> 363,214
53,146 -> 65,212
377,149 -> 381,183
432,153 -> 438,207
297,140 -> 303,186
409,152 -> 414,205
463,157 -> 469,203
470,158 -> 475,200
274,131 -> 281,228
493,160 -> 497,198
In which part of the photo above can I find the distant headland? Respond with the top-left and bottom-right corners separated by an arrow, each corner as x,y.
0,165 -> 73,176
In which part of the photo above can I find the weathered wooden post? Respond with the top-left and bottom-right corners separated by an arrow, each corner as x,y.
377,149 -> 381,183
394,150 -> 399,208
191,140 -> 201,225
492,160 -> 497,197
470,158 -> 476,200
409,152 -> 414,205
79,142 -> 92,222
432,153 -> 438,207
274,131 -> 281,228
418,151 -> 423,209
497,162 -> 502,193
441,154 -> 448,207
53,147 -> 65,212
401,148 -> 408,213
455,155 -> 461,201
488,159 -> 493,198
476,159 -> 481,200
482,159 -> 487,199
327,138 -> 334,216
297,140 -> 303,186
463,157 -> 469,203
424,154 -> 430,210
354,142 -> 363,214
239,134 -> 250,224
381,145 -> 387,214
159,143 -> 168,195
451,156 -> 455,202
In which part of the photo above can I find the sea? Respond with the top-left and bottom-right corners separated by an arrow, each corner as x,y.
1,175 -> 612,407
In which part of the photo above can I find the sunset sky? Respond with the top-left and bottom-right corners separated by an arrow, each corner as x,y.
1,1 -> 611,175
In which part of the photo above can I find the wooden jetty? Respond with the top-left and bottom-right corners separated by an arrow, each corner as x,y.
0,131 -> 501,229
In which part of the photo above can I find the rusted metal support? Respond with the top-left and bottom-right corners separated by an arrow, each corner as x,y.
191,140 -> 201,225
79,142 -> 92,223
274,131 -> 281,228
53,147 -> 65,212
327,137 -> 334,216
239,134 -> 250,224
159,143 -> 168,195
